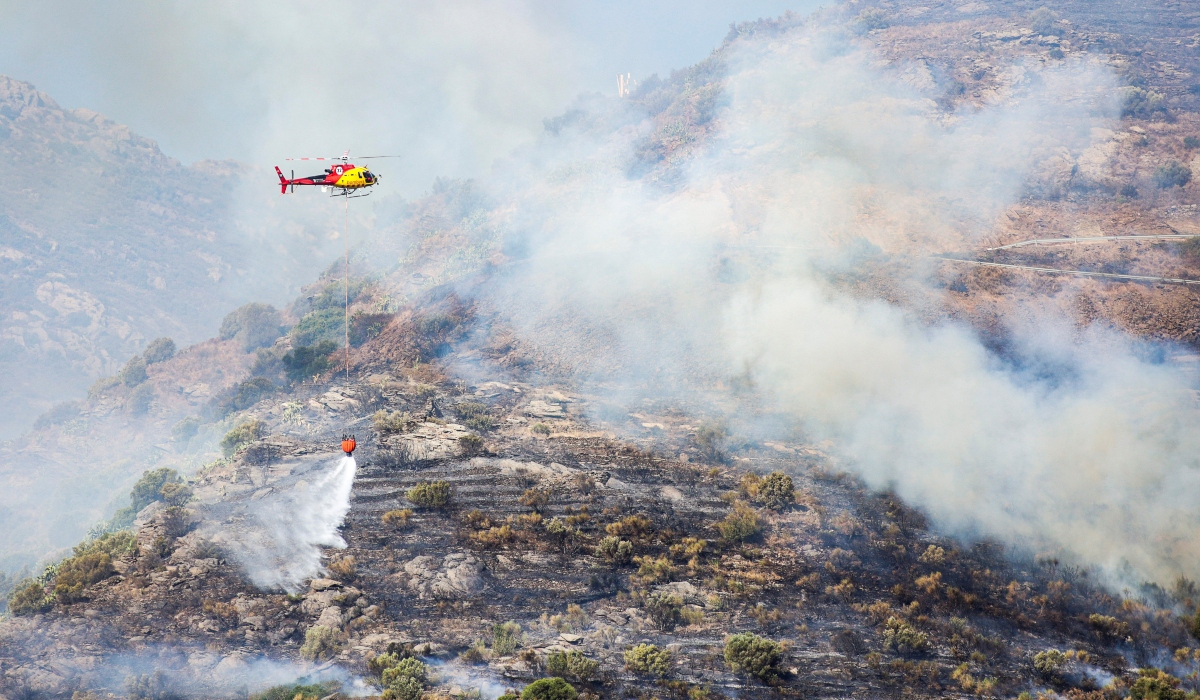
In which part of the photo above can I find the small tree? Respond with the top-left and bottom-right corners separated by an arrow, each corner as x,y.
1029,7 -> 1059,35
724,632 -> 781,681
546,650 -> 598,682
1154,161 -> 1192,189
883,617 -> 929,654
645,592 -> 684,631
7,581 -> 51,615
118,355 -> 148,387
594,536 -> 633,565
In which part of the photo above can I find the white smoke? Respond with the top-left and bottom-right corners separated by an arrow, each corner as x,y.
476,20 -> 1200,584
211,455 -> 357,591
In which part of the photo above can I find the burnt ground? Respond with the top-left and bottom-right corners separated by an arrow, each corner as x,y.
4,342 -> 1200,699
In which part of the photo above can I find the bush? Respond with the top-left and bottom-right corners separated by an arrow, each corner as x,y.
406,480 -> 451,509
111,467 -> 185,527
382,657 -> 428,685
531,423 -> 552,436
492,621 -> 523,656
220,303 -> 284,351
1120,183 -> 1140,199
1034,649 -> 1067,676
118,355 -> 148,387
1029,7 -> 1059,35
1154,161 -> 1192,189
724,632 -> 781,681
624,644 -> 672,676
693,422 -> 727,461
34,400 -> 83,429
606,514 -> 653,539
1122,87 -> 1166,118
349,312 -> 393,347
250,682 -> 340,700
127,382 -> 155,415
546,650 -> 599,682
459,434 -> 484,456
8,580 -> 51,615
1185,136 -> 1200,149
142,337 -> 176,364
1088,613 -> 1131,638
594,536 -> 633,565
520,487 -> 551,512
282,340 -> 337,381
299,625 -> 340,661
717,503 -> 762,543
634,556 -> 676,585
855,8 -> 889,32
382,677 -> 422,700
645,592 -> 684,631
221,420 -> 264,457
215,377 -> 276,415
1131,668 -> 1186,700
53,552 -> 114,603
172,416 -> 200,442
373,409 -> 413,434
382,509 -> 413,528
883,617 -> 929,654
755,472 -> 795,510
521,678 -> 577,700
292,309 -> 343,347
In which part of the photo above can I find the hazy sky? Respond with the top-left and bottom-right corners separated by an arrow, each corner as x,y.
0,0 -> 823,195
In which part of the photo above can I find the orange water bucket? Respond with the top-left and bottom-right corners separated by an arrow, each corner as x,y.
341,435 -> 357,455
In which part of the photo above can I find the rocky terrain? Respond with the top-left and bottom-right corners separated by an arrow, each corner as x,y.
7,0 -> 1200,699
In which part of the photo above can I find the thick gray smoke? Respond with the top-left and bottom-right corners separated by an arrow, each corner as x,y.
208,454 -> 357,591
481,22 -> 1200,584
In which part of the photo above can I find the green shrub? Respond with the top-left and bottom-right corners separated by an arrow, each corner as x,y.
624,644 -> 672,676
724,633 -> 781,681
377,656 -> 428,700
282,340 -> 338,381
118,355 -> 148,387
299,625 -> 340,661
292,309 -> 343,347
498,695 -> 519,700
521,678 -> 577,700
127,382 -> 155,415
883,616 -> 929,654
172,416 -> 200,442
645,592 -> 684,631
249,681 -> 340,700
407,480 -> 452,509
1088,613 -> 1131,638
717,503 -> 762,543
755,472 -> 795,510
492,621 -> 523,656
855,8 -> 889,32
1186,136 -> 1200,150
1131,668 -> 1186,700
1034,649 -> 1066,676
546,650 -> 598,682
110,468 -> 185,528
1029,6 -> 1059,35
466,415 -> 496,432
221,420 -> 264,457
34,400 -> 83,429
1122,87 -> 1166,118
215,377 -> 276,415
142,337 -> 176,364
594,536 -> 633,565
7,581 -> 51,615
531,422 -> 552,436
53,552 -> 114,603
1154,161 -> 1192,189
373,409 -> 413,434
220,303 -> 284,351
693,422 -> 727,461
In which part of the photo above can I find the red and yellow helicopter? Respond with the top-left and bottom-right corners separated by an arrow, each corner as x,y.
275,150 -> 395,198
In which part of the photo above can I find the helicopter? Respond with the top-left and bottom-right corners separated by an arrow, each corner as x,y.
274,150 -> 395,198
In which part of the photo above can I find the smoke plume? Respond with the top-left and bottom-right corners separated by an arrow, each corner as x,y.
475,20 -> 1200,584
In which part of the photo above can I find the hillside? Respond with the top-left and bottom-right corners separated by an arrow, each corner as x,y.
0,76 -> 352,439
6,0 -> 1200,699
